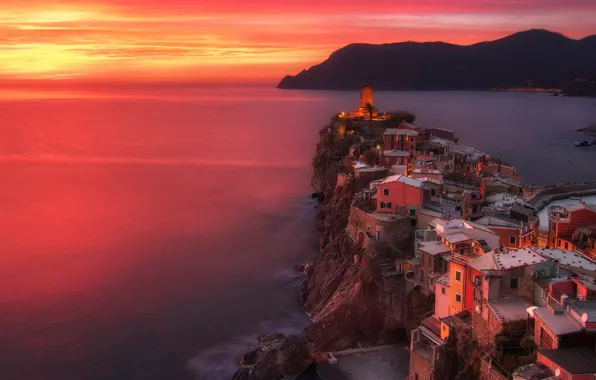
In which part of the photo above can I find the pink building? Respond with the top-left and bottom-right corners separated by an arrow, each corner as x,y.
373,175 -> 425,215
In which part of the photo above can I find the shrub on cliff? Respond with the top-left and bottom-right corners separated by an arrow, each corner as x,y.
363,149 -> 380,165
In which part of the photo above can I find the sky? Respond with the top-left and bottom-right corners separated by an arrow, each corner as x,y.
1,0 -> 595,84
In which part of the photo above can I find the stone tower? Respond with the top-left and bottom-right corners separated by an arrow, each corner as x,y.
359,85 -> 373,108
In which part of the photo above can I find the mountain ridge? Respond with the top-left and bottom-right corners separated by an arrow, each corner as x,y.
278,29 -> 596,91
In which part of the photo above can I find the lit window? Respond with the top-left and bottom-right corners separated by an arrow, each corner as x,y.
455,294 -> 462,303
455,271 -> 462,282
383,189 -> 390,196
510,279 -> 519,289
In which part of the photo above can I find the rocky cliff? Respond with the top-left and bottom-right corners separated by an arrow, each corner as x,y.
233,122 -> 433,379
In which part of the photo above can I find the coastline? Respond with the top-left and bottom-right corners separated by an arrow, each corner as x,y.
233,88 -> 596,380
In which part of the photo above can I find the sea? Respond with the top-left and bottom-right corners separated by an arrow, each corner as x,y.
0,84 -> 595,380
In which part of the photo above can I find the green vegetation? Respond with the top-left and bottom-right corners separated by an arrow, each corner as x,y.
363,149 -> 380,165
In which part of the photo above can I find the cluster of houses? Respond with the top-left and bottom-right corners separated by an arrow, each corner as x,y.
336,87 -> 596,380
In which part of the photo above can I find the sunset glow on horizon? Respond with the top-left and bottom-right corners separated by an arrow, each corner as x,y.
1,0 -> 595,83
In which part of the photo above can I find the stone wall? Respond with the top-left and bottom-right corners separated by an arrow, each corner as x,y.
480,357 -> 510,380
347,206 -> 412,250
409,350 -> 433,380
471,308 -> 505,348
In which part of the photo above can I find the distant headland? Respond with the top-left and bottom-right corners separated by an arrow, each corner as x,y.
278,29 -> 596,96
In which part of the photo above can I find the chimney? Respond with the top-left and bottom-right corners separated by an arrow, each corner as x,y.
560,294 -> 569,309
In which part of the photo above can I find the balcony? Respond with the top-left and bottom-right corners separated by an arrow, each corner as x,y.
451,252 -> 473,265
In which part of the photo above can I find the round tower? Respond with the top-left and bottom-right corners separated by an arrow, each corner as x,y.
359,85 -> 373,108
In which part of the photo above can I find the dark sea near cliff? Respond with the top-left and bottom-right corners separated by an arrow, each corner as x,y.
0,85 -> 595,380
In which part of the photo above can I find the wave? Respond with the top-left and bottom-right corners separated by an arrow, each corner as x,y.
186,312 -> 309,380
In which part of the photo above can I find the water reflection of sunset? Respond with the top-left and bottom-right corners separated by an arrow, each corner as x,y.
1,0 -> 595,83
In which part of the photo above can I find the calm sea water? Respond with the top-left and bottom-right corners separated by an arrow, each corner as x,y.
0,85 -> 595,380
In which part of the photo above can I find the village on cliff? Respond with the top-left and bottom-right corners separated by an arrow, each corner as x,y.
319,86 -> 596,380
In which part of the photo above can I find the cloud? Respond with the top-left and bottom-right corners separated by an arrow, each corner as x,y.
0,0 -> 595,81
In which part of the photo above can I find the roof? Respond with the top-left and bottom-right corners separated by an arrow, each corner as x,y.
532,248 -> 596,273
421,316 -> 441,336
435,272 -> 450,286
443,232 -> 472,244
419,241 -> 451,256
418,178 -> 443,186
379,174 -> 424,188
572,274 -> 596,292
429,137 -> 454,147
512,363 -> 554,379
488,297 -> 534,323
468,252 -> 498,271
538,348 -> 596,374
533,308 -> 582,336
382,150 -> 410,157
510,203 -> 536,217
469,249 -> 547,272
570,300 -> 596,323
564,202 -> 596,213
493,248 -> 547,270
474,213 -> 525,228
383,128 -> 419,136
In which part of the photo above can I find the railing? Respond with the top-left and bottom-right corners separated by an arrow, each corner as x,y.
451,252 -> 473,265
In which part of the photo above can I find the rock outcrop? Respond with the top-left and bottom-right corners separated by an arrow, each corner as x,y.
232,333 -> 312,380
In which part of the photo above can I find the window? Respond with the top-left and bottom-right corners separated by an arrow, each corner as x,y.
431,189 -> 437,196
552,223 -> 556,231
386,202 -> 392,209
455,293 -> 462,303
564,242 -> 569,250
383,188 -> 390,196
552,237 -> 555,245
380,202 -> 385,208
455,271 -> 462,282
510,278 -> 519,289
509,236 -> 516,245
441,287 -> 446,295
541,287 -> 548,301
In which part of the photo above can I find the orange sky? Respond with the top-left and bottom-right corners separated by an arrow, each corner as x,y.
1,0 -> 595,83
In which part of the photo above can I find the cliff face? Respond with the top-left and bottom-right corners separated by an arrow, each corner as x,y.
232,123 -> 433,379
302,124 -> 433,351
302,232 -> 432,352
